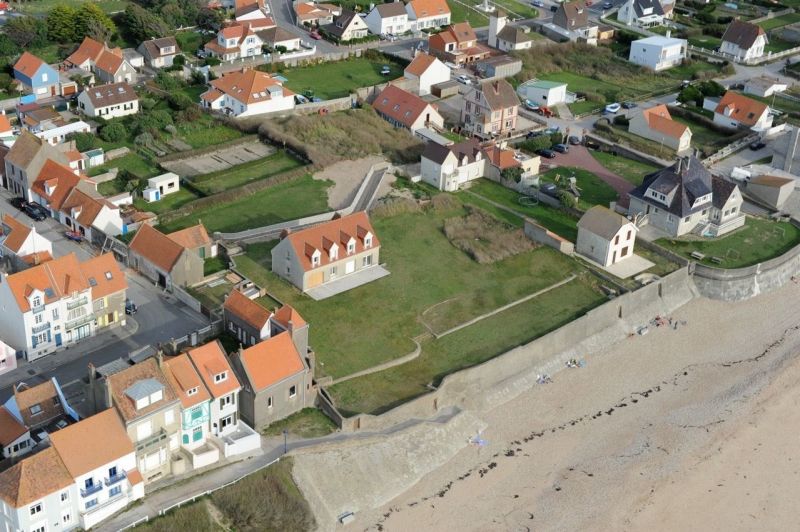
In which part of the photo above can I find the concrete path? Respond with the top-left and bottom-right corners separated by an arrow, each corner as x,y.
551,145 -> 635,207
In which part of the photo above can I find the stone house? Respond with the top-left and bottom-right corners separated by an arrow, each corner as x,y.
128,224 -> 204,290
460,79 -> 520,139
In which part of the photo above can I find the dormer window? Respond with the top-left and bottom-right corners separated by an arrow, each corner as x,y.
32,296 -> 41,307
126,378 -> 164,411
187,387 -> 198,396
330,244 -> 338,260
348,241 -> 355,254
214,371 -> 228,383
311,252 -> 320,266
365,236 -> 372,248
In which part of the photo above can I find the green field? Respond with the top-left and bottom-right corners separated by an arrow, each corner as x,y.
188,151 -> 305,195
159,174 -> 331,234
758,12 -> 800,31
540,167 -> 619,211
234,200 -> 599,383
447,0 -> 490,25
281,58 -> 405,100
671,114 -> 732,155
657,217 -> 800,268
688,35 -> 722,50
89,153 -> 160,180
590,151 -> 662,186
263,408 -> 337,438
464,179 -> 580,241
15,0 -> 129,15
134,189 -> 199,215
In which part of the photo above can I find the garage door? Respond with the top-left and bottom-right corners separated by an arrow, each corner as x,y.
307,270 -> 324,288
62,85 -> 76,95
345,260 -> 355,274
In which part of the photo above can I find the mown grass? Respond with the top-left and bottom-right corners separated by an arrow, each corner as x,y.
176,115 -> 245,150
590,151 -> 662,186
263,408 -> 337,438
188,151 -> 305,195
657,217 -> 800,268
134,189 -> 199,215
540,167 -> 619,211
280,58 -> 404,100
758,12 -> 800,31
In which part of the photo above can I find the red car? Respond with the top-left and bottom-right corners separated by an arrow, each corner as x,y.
310,30 -> 322,40
64,231 -> 83,242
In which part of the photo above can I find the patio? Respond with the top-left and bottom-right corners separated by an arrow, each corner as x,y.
305,265 -> 391,301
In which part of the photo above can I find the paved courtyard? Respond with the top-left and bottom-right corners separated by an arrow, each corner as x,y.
306,265 -> 391,300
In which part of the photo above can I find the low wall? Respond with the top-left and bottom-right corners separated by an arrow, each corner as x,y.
585,133 -> 672,168
523,218 -> 575,254
294,96 -> 352,115
339,267 -> 696,432
692,220 -> 800,301
636,238 -> 689,266
105,147 -> 130,161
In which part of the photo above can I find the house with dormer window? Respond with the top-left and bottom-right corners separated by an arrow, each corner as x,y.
105,357 -> 181,484
65,37 -> 135,84
617,0 -> 665,27
373,84 -> 444,133
323,9 -> 369,42
137,37 -> 181,69
200,68 -> 295,118
712,91 -> 772,132
628,156 -> 745,237
271,211 -> 381,293
460,79 -> 520,140
0,213 -> 53,267
204,21 -> 271,62
0,252 -> 125,361
406,0 -> 451,31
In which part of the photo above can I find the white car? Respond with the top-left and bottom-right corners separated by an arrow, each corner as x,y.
456,75 -> 472,85
604,102 -> 621,114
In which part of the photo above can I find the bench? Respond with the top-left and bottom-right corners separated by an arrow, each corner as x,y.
710,256 -> 724,265
690,251 -> 706,261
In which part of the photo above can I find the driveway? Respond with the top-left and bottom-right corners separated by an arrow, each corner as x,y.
549,145 -> 635,206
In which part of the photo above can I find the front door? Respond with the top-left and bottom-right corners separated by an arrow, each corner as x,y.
158,273 -> 167,288
55,333 -> 62,347
345,260 -> 355,274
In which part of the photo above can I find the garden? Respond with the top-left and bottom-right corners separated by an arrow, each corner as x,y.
657,217 -> 800,268
589,151 -> 662,186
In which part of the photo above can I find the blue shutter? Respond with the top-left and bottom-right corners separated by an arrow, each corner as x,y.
31,336 -> 37,348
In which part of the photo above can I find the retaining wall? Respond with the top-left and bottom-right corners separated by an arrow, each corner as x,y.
523,218 -> 575,254
338,267 -> 696,432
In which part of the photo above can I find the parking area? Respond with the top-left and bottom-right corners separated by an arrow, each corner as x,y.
161,139 -> 276,176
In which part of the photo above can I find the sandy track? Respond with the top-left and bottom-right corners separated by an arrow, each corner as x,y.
354,282 -> 800,532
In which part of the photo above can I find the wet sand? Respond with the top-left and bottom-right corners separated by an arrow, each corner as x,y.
354,282 -> 800,532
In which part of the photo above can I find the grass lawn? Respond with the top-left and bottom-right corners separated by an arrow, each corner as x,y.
671,115 -> 730,153
263,408 -> 337,438
188,151 -> 305,195
175,31 -> 205,55
189,279 -> 235,310
461,0 -> 538,19
569,99 -> 604,116
758,12 -> 800,31
465,179 -> 580,241
159,174 -> 331,234
204,256 -> 228,276
540,167 -> 619,211
282,58 -> 405,100
688,36 -> 722,50
447,0 -> 489,26
235,201 -> 594,380
175,115 -> 245,150
766,35 -> 799,53
656,217 -> 800,268
441,130 -> 468,143
595,123 -> 678,159
89,153 -> 160,180
666,60 -> 722,81
541,72 -> 634,102
329,275 -> 605,415
590,151 -> 661,186
134,189 -> 199,215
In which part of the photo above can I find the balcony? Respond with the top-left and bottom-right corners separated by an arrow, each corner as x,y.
66,297 -> 88,310
135,428 -> 168,454
81,482 -> 103,498
31,304 -> 45,314
105,470 -> 127,486
31,322 -> 51,334
65,314 -> 94,331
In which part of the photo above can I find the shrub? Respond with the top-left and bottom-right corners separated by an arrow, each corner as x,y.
558,190 -> 578,209
155,70 -> 183,91
443,206 -> 534,264
100,122 -> 127,142
204,57 -> 221,66
139,97 -> 157,110
520,136 -> 553,153
549,131 -> 564,145
275,45 -> 287,54
169,92 -> 194,110
613,114 -> 629,126
68,132 -> 95,151
501,166 -> 524,183
173,54 -> 186,66
178,106 -> 203,123
677,85 -> 703,106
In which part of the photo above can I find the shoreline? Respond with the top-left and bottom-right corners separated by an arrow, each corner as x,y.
347,281 -> 800,531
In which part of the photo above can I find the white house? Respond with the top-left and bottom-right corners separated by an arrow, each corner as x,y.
628,104 -> 692,154
365,2 -> 410,36
421,138 -> 485,191
406,0 -> 451,30
720,20 -> 767,62
58,187 -> 125,239
713,91 -> 772,131
0,252 -> 126,360
200,69 -> 295,118
49,409 -> 145,530
35,120 -> 92,146
488,12 -> 534,51
744,76 -> 788,98
0,405 -> 29,459
143,172 -> 180,202
517,79 -> 568,107
137,37 -> 181,69
628,35 -> 686,71
617,0 -> 665,27
0,213 -> 53,263
204,21 -> 265,62
404,52 -> 450,96
628,156 -> 745,237
576,206 -> 638,267
77,82 -> 139,119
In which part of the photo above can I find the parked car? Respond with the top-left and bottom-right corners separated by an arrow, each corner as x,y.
536,105 -> 554,118
568,135 -> 581,145
526,130 -> 546,139
537,148 -> 557,159
310,30 -> 322,40
531,0 -> 544,6
553,143 -> 569,153
125,299 -> 138,315
381,65 -> 391,75
524,99 -> 539,111
749,141 -> 766,151
9,197 -> 27,210
64,231 -> 83,242
540,183 -> 559,197
456,74 -> 472,85
622,101 -> 637,109
550,4 -> 558,11
23,203 -> 47,221
604,102 -> 621,114
602,1 -> 612,8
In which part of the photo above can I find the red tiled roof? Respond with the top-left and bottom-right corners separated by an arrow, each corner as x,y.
210,69 -> 294,105
714,91 -> 769,127
642,104 -> 689,139
129,224 -> 185,273
0,214 -> 33,254
13,52 -> 45,78
186,340 -> 241,399
283,211 -> 379,272
374,84 -> 432,128
238,332 -> 305,391
223,289 -> 272,331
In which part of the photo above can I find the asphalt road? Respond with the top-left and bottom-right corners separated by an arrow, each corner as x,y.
0,188 -> 209,402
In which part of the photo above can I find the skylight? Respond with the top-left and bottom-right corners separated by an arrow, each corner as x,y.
88,277 -> 97,287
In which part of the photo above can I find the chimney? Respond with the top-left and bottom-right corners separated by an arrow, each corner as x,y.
104,372 -> 113,410
156,349 -> 164,368
493,80 -> 500,93
665,29 -> 671,38
287,319 -> 295,337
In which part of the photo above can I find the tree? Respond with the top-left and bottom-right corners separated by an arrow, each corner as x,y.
123,4 -> 170,42
558,190 -> 578,209
677,85 -> 703,107
0,35 -> 19,59
47,5 -> 78,43
155,70 -> 182,91
190,69 -> 206,86
501,167 -> 524,183
5,17 -> 48,49
100,122 -> 127,143
168,92 -> 193,110
75,3 -> 116,42
196,6 -> 224,31
697,80 -> 725,98
67,132 -> 96,151
522,136 -> 553,153
173,54 -> 186,66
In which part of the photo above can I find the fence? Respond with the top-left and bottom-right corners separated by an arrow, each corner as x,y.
687,43 -> 800,65
749,7 -> 795,24
702,132 -> 759,166
120,457 -> 282,530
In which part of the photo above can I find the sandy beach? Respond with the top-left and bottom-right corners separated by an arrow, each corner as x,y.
353,282 -> 800,532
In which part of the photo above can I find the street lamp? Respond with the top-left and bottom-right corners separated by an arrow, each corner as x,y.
283,429 -> 288,454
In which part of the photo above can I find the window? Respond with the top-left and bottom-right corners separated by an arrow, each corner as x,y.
62,511 -> 72,524
30,503 -> 42,516
614,235 -> 619,245
34,313 -> 43,324
267,396 -> 273,408
30,404 -> 42,416
187,387 -> 198,396
33,296 -> 41,307
214,371 -> 228,383
41,73 -> 48,82
32,527 -> 45,532
347,242 -> 355,254
330,265 -> 338,276
627,230 -> 632,240
193,426 -> 203,442
86,498 -> 98,509
165,410 -> 175,426
191,407 -> 203,421
85,478 -> 94,490
362,255 -> 373,267
220,414 -> 235,429
109,485 -> 122,498
52,308 -> 59,320
220,395 -> 233,409
108,466 -> 117,478
289,385 -> 297,398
